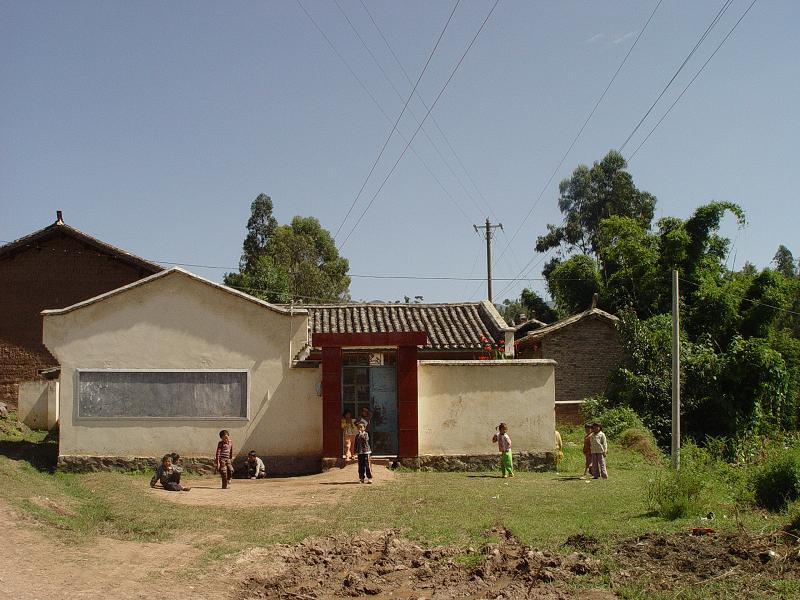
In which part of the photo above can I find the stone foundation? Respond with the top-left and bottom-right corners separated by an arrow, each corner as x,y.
397,451 -> 555,472
57,454 -> 324,475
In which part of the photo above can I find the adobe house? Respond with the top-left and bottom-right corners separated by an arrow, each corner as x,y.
41,268 -> 557,473
0,212 -> 161,409
515,307 -> 622,425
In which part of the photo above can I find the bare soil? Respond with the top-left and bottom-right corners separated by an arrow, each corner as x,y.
155,460 -> 396,508
0,500 -> 226,600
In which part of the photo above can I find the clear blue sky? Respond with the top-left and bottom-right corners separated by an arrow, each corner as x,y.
2,1 -> 797,304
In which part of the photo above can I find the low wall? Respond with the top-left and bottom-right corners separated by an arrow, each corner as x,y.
417,360 -> 556,458
555,401 -> 584,426
18,380 -> 59,430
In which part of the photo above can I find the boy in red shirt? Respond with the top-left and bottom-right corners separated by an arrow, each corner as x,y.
215,429 -> 234,489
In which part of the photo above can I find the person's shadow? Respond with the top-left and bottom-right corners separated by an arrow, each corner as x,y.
0,430 -> 58,472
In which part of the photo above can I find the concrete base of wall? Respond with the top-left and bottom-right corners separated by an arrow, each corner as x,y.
57,454 -> 324,476
397,451 -> 555,472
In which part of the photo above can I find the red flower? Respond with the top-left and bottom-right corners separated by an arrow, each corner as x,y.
478,356 -> 489,360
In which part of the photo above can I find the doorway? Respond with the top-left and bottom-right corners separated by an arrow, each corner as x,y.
342,350 -> 398,455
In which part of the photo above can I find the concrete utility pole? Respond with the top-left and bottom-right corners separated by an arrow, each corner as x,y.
474,218 -> 503,302
671,269 -> 681,470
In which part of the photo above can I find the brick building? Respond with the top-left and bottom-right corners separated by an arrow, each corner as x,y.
0,213 -> 161,407
515,307 -> 623,424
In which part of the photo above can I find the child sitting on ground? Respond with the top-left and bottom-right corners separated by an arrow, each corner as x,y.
215,429 -> 235,489
150,454 -> 190,491
245,450 -> 267,479
492,422 -> 514,478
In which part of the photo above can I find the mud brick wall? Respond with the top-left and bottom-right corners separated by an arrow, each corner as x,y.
521,316 -> 623,405
0,232 -> 157,407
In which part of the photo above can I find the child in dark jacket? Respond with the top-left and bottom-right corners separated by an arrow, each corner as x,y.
353,420 -> 373,484
150,454 -> 190,491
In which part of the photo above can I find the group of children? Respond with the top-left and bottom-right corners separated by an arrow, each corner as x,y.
582,422 -> 609,479
152,420 -> 607,489
150,429 -> 267,492
341,408 -> 374,484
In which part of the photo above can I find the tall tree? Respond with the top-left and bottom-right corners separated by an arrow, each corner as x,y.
535,150 -> 656,258
225,197 -> 350,303
773,245 -> 797,278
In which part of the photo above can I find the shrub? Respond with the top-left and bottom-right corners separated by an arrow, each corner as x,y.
596,406 -> 646,439
646,443 -> 709,520
579,395 -> 608,423
751,452 -> 800,512
618,427 -> 661,464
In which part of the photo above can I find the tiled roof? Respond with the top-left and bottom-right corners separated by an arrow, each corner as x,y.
516,307 -> 618,348
300,300 -> 511,350
0,219 -> 163,273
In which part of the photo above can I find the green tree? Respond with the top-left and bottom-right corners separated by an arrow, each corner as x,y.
773,245 -> 797,278
225,197 -> 350,303
520,288 -> 558,323
535,150 -> 656,257
545,254 -> 602,315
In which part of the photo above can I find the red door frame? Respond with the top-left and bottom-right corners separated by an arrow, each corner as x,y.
314,332 -> 427,459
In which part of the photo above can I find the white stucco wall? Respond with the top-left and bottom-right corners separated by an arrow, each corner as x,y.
42,270 -> 321,460
417,360 -> 556,455
18,380 -> 59,430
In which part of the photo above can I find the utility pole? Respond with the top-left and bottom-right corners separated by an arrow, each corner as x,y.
671,269 -> 681,470
474,218 -> 503,302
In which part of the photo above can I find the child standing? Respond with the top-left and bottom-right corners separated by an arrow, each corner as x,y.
341,410 -> 357,460
150,454 -> 191,491
590,422 -> 608,479
581,423 -> 593,479
215,429 -> 234,489
492,422 -> 514,478
353,420 -> 373,484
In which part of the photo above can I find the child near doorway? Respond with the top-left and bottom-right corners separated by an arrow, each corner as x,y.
492,422 -> 514,478
341,409 -> 357,460
215,429 -> 235,489
354,420 -> 373,484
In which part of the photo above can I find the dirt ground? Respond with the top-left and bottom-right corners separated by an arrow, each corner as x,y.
154,460 -> 397,508
0,500 -> 227,600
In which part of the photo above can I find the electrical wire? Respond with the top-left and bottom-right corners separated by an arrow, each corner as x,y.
627,0 -> 759,161
309,0 -> 461,241
338,0 -> 500,249
481,0 -> 664,299
295,0 -> 473,227
618,0 -> 735,152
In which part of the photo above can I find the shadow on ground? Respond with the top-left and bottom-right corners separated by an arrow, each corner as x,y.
0,430 -> 58,472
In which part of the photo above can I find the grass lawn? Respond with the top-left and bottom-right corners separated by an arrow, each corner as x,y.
0,421 -> 796,597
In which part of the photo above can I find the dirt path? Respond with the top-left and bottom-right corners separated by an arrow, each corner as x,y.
0,500 -> 226,600
156,460 -> 396,508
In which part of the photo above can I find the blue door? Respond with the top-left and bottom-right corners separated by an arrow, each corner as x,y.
370,365 -> 397,455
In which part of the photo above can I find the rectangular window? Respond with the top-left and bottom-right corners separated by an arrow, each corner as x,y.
76,370 -> 249,419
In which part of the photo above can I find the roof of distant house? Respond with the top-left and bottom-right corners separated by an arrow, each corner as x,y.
299,300 -> 512,351
0,212 -> 163,274
515,307 -> 618,350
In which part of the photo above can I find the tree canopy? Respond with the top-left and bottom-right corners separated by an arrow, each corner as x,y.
225,195 -> 350,304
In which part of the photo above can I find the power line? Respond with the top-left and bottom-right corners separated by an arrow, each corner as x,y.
478,0 -> 664,299
628,0 -> 759,161
618,0 -> 734,152
335,0 -> 486,223
312,0 -> 461,241
357,0 -> 499,223
296,0 -> 473,227
338,0 -> 500,249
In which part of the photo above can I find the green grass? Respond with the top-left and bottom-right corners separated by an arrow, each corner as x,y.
0,424 -> 794,594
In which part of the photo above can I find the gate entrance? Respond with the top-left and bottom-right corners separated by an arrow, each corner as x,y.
342,351 -> 397,455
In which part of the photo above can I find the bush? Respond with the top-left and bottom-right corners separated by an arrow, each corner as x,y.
618,427 -> 661,464
579,395 -> 608,423
751,452 -> 800,512
646,443 -> 709,520
581,398 -> 647,440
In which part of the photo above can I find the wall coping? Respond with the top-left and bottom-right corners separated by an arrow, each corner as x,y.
418,359 -> 557,366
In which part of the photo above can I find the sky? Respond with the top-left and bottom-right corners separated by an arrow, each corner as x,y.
2,0 -> 798,305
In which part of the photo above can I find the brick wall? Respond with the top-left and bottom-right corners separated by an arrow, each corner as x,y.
519,316 -> 623,404
0,231 -> 157,407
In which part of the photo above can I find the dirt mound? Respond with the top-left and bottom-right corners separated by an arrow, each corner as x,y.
235,527 -> 608,599
611,530 -> 800,591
